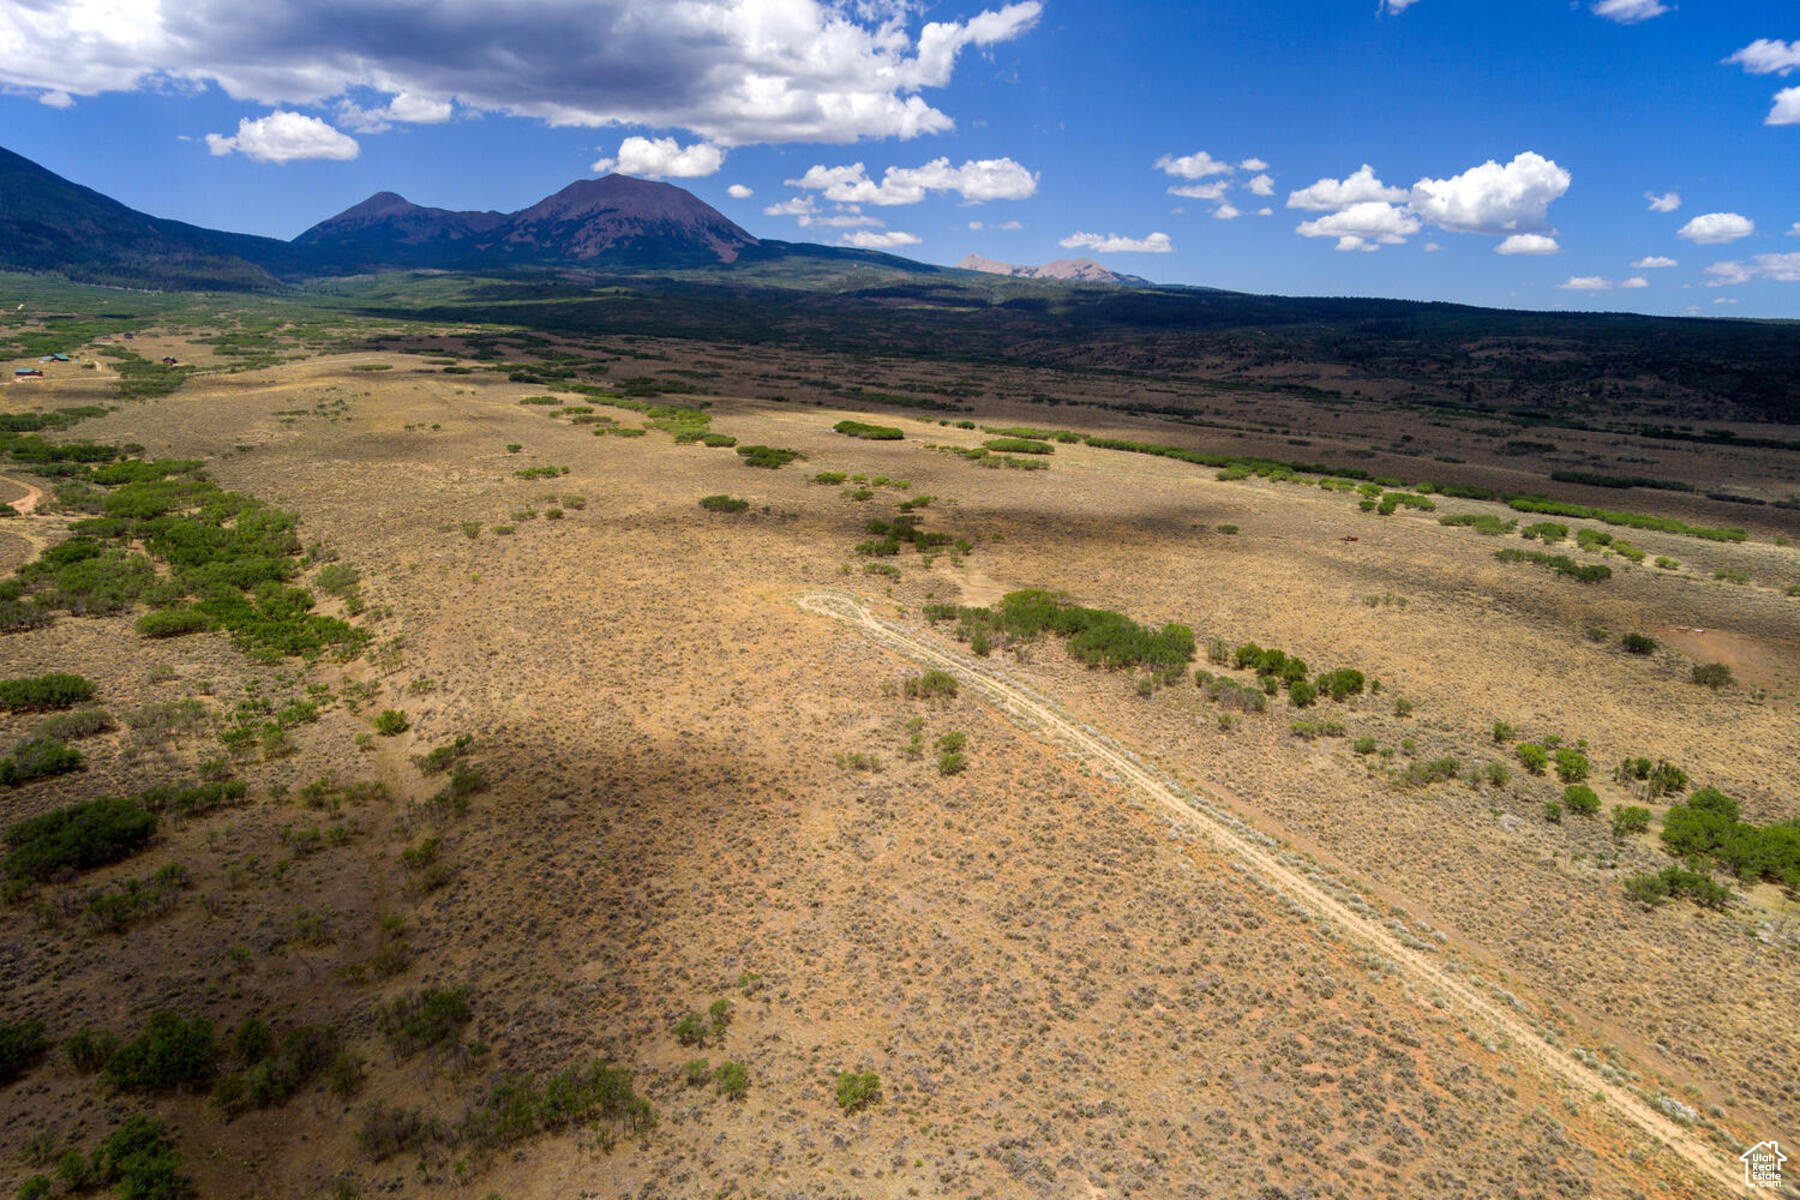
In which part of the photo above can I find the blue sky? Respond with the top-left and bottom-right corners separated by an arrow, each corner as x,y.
2,0 -> 1797,316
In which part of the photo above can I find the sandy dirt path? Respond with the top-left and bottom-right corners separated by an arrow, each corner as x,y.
0,474 -> 44,515
797,589 -> 1749,1198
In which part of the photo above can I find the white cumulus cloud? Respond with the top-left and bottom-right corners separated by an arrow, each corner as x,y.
1768,87 -> 1800,125
1592,0 -> 1668,23
1725,39 -> 1800,75
0,0 -> 1041,146
1704,252 -> 1800,285
726,183 -> 753,199
592,136 -> 725,178
1289,152 -> 1571,255
38,89 -> 73,108
1240,157 -> 1268,171
1383,0 -> 1424,12
338,91 -> 452,133
1154,150 -> 1235,180
1168,182 -> 1227,201
1645,190 -> 1681,212
1287,165 -> 1407,212
1631,255 -> 1677,268
1410,152 -> 1570,236
1245,173 -> 1275,197
1295,202 -> 1421,252
204,111 -> 358,163
786,156 -> 1036,205
1620,277 -> 1649,288
1214,203 -> 1241,220
842,229 -> 921,249
1559,276 -> 1613,291
1059,231 -> 1174,254
1678,212 -> 1755,244
764,196 -> 817,217
1495,234 -> 1559,255
968,219 -> 1022,230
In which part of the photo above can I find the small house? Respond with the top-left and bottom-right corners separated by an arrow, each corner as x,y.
13,368 -> 44,379
160,356 -> 179,366
40,353 -> 69,363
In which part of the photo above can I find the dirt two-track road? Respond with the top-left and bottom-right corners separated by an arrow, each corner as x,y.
798,590 -> 1751,1198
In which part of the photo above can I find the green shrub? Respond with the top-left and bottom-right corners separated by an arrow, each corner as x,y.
1553,747 -> 1590,784
1690,662 -> 1732,689
1315,668 -> 1364,700
1563,785 -> 1600,815
1543,801 -> 1563,824
1623,872 -> 1667,906
104,1013 -> 217,1091
88,1116 -> 193,1200
982,438 -> 1053,455
1439,513 -> 1515,535
0,673 -> 96,712
1520,522 -> 1569,543
902,670 -> 958,700
378,988 -> 471,1057
1398,757 -> 1459,788
212,1024 -> 340,1118
66,1028 -> 121,1073
699,494 -> 750,513
936,750 -> 968,776
1286,678 -> 1317,708
0,1020 -> 48,1083
373,709 -> 408,736
1352,736 -> 1377,755
673,1012 -> 710,1047
812,471 -> 848,485
834,1069 -> 881,1113
4,796 -> 155,880
714,1060 -> 748,1099
1492,721 -> 1514,743
1516,743 -> 1548,775
1483,761 -> 1511,787
0,738 -> 85,787
1612,806 -> 1652,837
1620,633 -> 1656,655
834,421 -> 904,441
135,607 -> 212,638
1648,865 -> 1734,910
736,445 -> 802,469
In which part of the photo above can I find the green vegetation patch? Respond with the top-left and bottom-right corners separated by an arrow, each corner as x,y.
736,444 -> 803,469
927,590 -> 1194,675
7,456 -> 367,660
1505,496 -> 1745,543
982,437 -> 1054,455
1494,547 -> 1611,583
3,796 -> 154,880
0,672 -> 96,712
1439,513 -> 1517,535
834,420 -> 905,441
1659,787 -> 1800,897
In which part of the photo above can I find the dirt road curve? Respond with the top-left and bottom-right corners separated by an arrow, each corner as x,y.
1,475 -> 43,515
797,589 -> 1747,1198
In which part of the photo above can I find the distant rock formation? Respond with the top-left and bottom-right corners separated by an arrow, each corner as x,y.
954,253 -> 1148,285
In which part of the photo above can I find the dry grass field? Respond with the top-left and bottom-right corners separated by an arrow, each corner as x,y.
0,313 -> 1796,1200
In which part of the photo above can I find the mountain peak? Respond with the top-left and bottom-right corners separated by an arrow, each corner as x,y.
956,253 -> 1147,285
338,191 -> 419,220
506,174 -> 758,264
